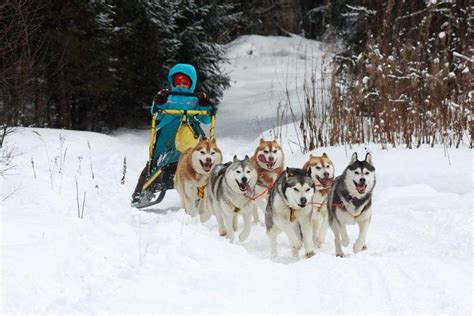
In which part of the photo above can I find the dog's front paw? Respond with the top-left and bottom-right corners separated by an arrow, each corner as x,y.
293,239 -> 302,250
336,252 -> 345,258
305,251 -> 315,258
353,240 -> 366,253
219,230 -> 226,237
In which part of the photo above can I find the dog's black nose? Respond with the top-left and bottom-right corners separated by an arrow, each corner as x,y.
241,177 -> 247,183
300,197 -> 307,205
360,178 -> 366,184
324,172 -> 329,178
205,157 -> 212,163
268,156 -> 274,162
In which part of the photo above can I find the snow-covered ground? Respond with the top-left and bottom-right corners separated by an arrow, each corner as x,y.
217,34 -> 328,140
1,35 -> 473,314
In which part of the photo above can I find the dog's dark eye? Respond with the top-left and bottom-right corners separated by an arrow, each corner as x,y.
236,170 -> 241,174
246,170 -> 251,174
364,171 -> 370,175
293,188 -> 299,192
325,165 -> 330,168
200,151 -> 205,155
211,152 -> 215,155
263,150 -> 269,154
305,188 -> 311,192
316,166 -> 322,170
354,171 -> 360,175
272,150 -> 277,154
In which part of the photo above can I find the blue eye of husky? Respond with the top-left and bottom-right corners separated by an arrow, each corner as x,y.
293,188 -> 299,192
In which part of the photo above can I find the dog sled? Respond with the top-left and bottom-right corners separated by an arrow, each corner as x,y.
132,91 -> 216,209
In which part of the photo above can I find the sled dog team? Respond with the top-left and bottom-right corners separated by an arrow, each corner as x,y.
174,137 -> 376,258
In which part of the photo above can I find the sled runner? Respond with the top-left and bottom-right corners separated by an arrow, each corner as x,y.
132,91 -> 216,209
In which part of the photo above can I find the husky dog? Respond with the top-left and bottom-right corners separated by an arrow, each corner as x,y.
265,168 -> 316,258
250,139 -> 285,222
175,137 -> 223,216
328,152 -> 376,257
204,155 -> 258,242
303,153 -> 335,248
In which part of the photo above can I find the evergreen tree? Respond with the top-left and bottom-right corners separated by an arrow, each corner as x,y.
172,0 -> 237,104
41,0 -> 115,130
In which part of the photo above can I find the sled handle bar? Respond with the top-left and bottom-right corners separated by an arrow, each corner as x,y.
154,109 -> 213,116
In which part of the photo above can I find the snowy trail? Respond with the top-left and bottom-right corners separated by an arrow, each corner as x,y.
2,35 -> 473,314
2,127 -> 472,313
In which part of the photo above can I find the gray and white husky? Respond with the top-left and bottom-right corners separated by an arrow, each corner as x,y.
328,152 -> 376,257
265,168 -> 316,258
202,155 -> 258,242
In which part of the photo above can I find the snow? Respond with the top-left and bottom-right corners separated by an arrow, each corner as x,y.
1,35 -> 473,314
219,34 -> 328,141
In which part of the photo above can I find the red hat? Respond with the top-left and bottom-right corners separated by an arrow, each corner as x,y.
172,73 -> 192,87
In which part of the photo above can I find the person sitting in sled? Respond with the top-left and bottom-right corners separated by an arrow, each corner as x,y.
131,63 -> 212,204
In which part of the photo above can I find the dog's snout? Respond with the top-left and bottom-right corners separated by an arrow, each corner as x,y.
205,157 -> 212,163
360,178 -> 366,184
300,197 -> 307,205
241,177 -> 247,183
324,172 -> 330,178
268,156 -> 274,162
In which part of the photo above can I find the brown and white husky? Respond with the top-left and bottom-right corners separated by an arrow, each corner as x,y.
250,139 -> 285,222
302,153 -> 335,247
175,137 -> 223,217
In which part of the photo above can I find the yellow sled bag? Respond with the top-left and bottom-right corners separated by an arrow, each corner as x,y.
175,119 -> 198,152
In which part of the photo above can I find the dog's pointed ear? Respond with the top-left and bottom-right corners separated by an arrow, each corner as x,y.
350,152 -> 358,164
306,168 -> 312,178
210,137 -> 216,144
233,155 -> 238,162
244,155 -> 250,161
365,152 -> 374,166
322,152 -> 328,158
260,138 -> 265,144
309,153 -> 314,159
286,167 -> 294,177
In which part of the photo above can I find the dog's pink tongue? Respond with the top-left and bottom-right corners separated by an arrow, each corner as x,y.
356,184 -> 367,193
244,183 -> 254,197
203,163 -> 212,172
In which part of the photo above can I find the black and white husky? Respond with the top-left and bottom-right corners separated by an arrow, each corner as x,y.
328,152 -> 376,257
203,155 -> 258,242
265,168 -> 316,258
